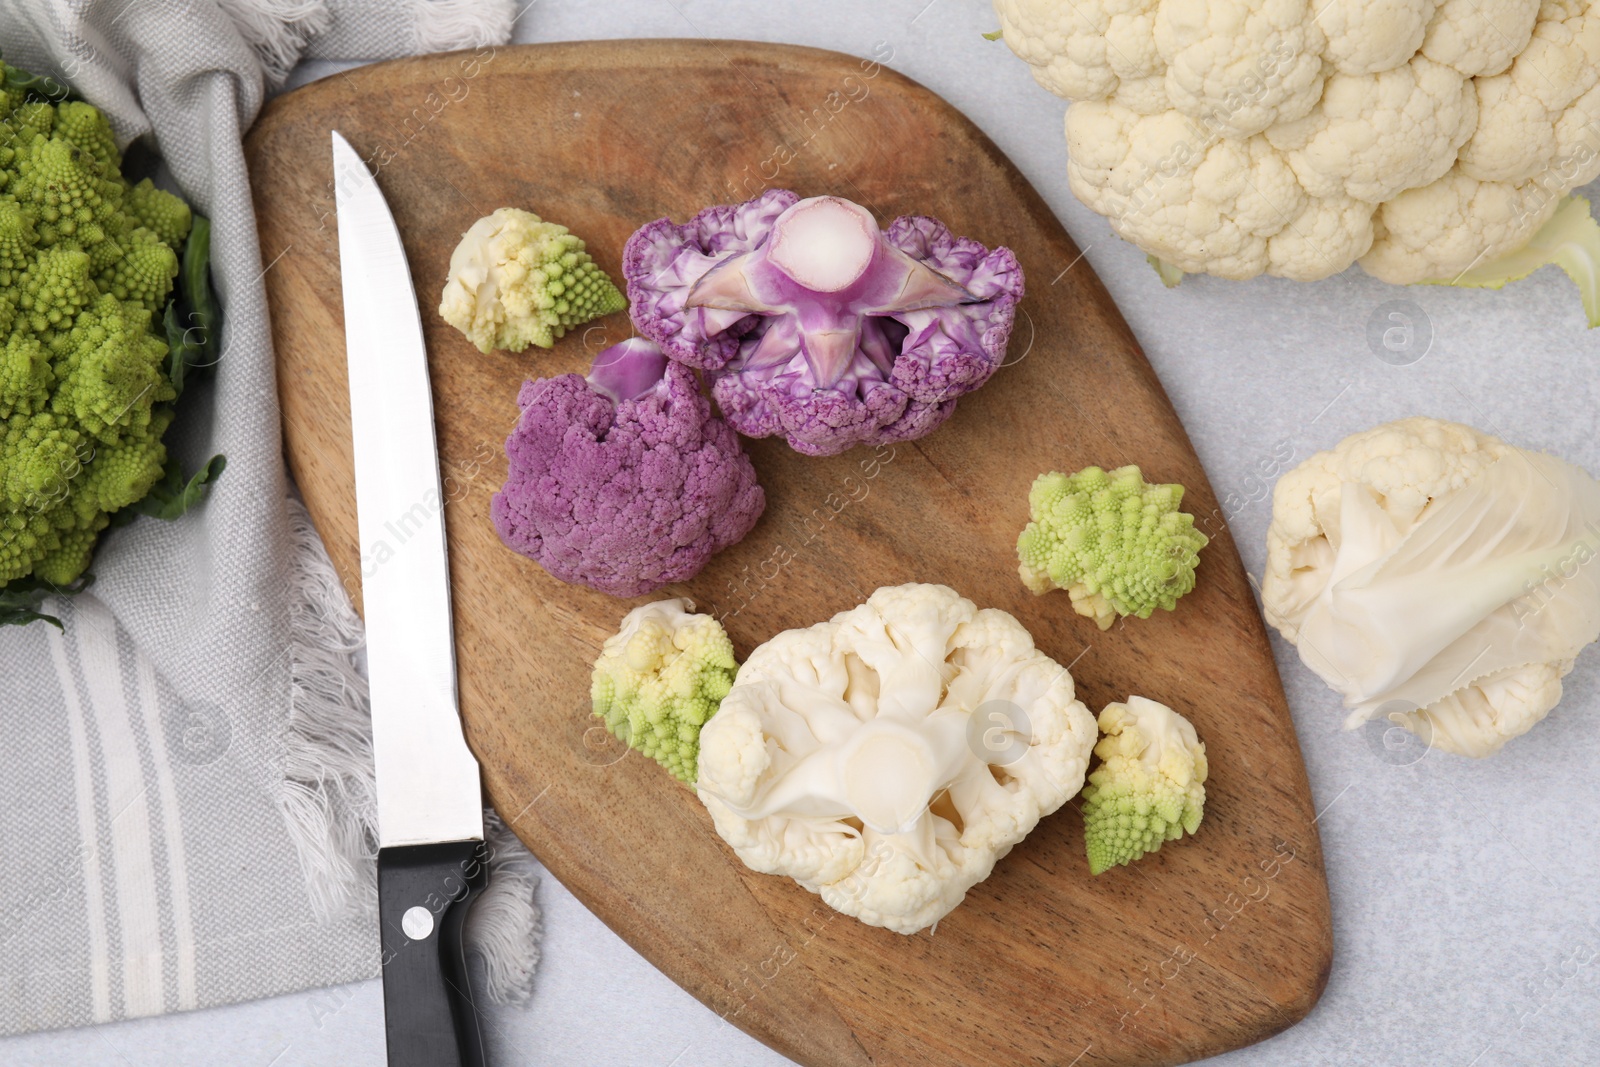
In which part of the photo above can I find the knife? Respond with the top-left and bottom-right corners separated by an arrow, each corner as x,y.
332,130 -> 489,1067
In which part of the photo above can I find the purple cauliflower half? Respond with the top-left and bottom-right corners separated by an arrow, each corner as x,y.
623,191 -> 1025,456
490,338 -> 766,597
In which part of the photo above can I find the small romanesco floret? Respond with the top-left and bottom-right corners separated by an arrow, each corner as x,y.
1080,696 -> 1208,875
439,206 -> 626,354
591,598 -> 737,783
124,178 -> 192,250
1017,465 -> 1208,628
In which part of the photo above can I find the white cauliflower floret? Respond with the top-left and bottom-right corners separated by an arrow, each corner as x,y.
992,0 -> 1164,103
1065,101 -> 1374,280
1421,0 -> 1541,77
1456,3 -> 1600,183
1153,0 -> 1329,136
1314,0 -> 1437,76
995,0 -> 1600,290
1262,417 -> 1600,757
695,584 -> 1097,934
1266,56 -> 1477,204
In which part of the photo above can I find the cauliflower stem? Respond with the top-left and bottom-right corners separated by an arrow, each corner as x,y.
1427,195 -> 1600,327
624,191 -> 1025,456
1262,417 -> 1600,756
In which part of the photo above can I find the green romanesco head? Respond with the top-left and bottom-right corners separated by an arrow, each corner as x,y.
0,64 -> 196,592
1017,465 -> 1209,629
591,599 -> 738,783
1080,697 -> 1208,875
438,206 -> 627,354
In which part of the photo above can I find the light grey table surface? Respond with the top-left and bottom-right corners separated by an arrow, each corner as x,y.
8,2 -> 1600,1065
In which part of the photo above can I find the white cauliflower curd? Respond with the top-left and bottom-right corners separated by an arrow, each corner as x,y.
994,0 -> 1600,294
695,584 -> 1097,934
1262,418 -> 1600,757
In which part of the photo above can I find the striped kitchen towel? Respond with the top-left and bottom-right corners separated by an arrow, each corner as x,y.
0,0 -> 539,1038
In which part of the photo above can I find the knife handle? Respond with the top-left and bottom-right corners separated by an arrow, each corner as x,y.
377,841 -> 490,1067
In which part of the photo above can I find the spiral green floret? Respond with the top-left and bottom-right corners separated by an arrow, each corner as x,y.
438,206 -> 627,353
14,137 -> 119,250
52,101 -> 120,178
591,599 -> 737,783
76,407 -> 172,518
96,227 -> 179,314
32,519 -> 107,586
0,333 -> 52,418
0,201 -> 39,287
1017,464 -> 1209,629
52,293 -> 174,441
1080,697 -> 1208,875
0,58 -> 221,609
125,179 -> 192,249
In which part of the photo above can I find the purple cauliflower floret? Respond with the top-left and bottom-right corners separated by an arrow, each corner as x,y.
490,338 -> 765,597
623,191 -> 1024,456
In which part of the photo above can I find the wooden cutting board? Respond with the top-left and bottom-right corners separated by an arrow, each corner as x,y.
246,40 -> 1332,1067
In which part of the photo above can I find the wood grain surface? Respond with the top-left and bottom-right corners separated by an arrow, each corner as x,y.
245,40 -> 1333,1067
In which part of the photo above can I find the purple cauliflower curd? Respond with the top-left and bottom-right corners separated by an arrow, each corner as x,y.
623,191 -> 1025,456
491,337 -> 765,597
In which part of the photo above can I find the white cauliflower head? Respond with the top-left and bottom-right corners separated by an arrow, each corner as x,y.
1262,417 -> 1600,757
996,0 -> 1600,283
695,583 -> 1096,934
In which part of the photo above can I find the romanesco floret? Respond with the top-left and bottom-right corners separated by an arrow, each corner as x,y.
52,101 -> 119,178
439,206 -> 626,353
591,599 -> 737,783
97,227 -> 179,313
1017,465 -> 1209,629
0,59 -> 215,603
0,333 -> 52,417
125,178 -> 192,250
1080,697 -> 1208,876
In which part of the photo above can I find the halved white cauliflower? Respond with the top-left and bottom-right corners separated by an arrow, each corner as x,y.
995,0 -> 1600,285
695,584 -> 1096,934
1262,417 -> 1600,757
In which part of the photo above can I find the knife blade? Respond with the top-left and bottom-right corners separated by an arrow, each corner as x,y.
332,129 -> 488,1067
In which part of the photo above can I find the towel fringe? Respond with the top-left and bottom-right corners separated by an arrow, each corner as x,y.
279,497 -> 380,921
214,0 -> 332,88
411,0 -> 516,54
278,499 -> 541,1002
468,809 -> 544,1004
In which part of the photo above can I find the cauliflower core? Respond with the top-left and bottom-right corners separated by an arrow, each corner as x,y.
695,584 -> 1097,934
995,0 -> 1600,283
1262,417 -> 1600,756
